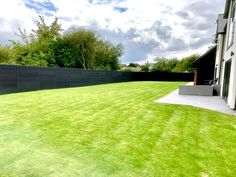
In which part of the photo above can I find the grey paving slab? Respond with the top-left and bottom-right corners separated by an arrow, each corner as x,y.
156,89 -> 236,116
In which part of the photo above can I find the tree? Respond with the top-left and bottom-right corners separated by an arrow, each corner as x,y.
94,40 -> 123,70
108,43 -> 123,70
141,63 -> 150,72
0,45 -> 13,64
63,29 -> 97,69
32,15 -> 62,42
49,39 -> 77,67
11,16 -> 62,67
128,63 -> 138,67
167,58 -> 179,71
152,58 -> 172,72
182,54 -> 199,72
11,41 -> 48,66
173,55 -> 199,73
151,55 -> 199,73
8,16 -> 123,70
63,29 -> 123,70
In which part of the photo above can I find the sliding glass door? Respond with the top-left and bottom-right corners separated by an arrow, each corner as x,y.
223,59 -> 231,101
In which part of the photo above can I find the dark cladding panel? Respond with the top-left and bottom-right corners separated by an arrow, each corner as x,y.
39,67 -> 57,89
16,66 -> 40,91
55,68 -> 71,88
0,65 -> 17,93
0,64 -> 193,94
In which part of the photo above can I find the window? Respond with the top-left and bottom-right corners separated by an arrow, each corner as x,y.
228,0 -> 236,47
223,59 -> 231,100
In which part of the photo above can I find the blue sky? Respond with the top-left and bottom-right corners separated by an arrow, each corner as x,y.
0,0 -> 224,64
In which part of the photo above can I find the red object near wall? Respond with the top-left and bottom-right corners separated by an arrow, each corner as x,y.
194,67 -> 197,85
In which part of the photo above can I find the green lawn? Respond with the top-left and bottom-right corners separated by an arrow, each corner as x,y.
0,82 -> 235,177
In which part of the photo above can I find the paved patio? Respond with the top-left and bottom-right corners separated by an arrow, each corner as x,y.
156,89 -> 236,116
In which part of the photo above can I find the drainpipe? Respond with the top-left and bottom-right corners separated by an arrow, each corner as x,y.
224,0 -> 231,18
218,35 -> 225,84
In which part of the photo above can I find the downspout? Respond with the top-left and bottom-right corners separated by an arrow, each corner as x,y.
224,0 -> 231,18
218,35 -> 225,84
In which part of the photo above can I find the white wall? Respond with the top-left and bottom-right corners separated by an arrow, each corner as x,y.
220,0 -> 236,109
215,34 -> 225,84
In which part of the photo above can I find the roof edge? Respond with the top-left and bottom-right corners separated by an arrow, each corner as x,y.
192,46 -> 217,65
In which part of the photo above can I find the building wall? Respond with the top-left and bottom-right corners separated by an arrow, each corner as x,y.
215,34 -> 225,84
219,33 -> 227,96
219,0 -> 236,109
194,48 -> 216,85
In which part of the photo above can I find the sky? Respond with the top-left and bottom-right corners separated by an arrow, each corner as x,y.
0,0 -> 225,64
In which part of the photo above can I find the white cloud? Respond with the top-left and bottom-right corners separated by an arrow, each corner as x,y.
0,0 -> 224,63
0,0 -> 38,32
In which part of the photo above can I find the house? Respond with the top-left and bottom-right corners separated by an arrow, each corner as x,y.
178,46 -> 216,96
193,46 -> 216,85
120,64 -> 142,72
214,0 -> 236,109
179,0 -> 236,109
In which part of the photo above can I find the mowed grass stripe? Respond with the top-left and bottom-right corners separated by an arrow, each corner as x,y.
0,81 -> 235,177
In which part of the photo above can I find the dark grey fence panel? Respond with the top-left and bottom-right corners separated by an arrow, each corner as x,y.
17,66 -> 41,91
0,64 -> 193,94
0,65 -> 17,93
39,67 -> 57,89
